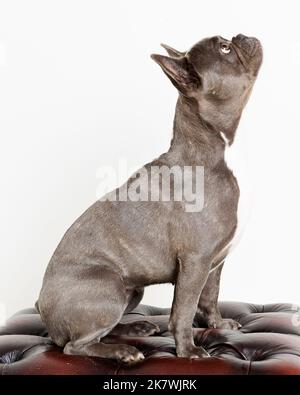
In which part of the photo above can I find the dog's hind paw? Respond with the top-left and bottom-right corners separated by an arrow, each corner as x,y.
125,320 -> 160,336
208,318 -> 242,330
113,320 -> 160,337
115,344 -> 145,364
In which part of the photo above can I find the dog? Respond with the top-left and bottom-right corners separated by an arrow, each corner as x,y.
36,34 -> 263,363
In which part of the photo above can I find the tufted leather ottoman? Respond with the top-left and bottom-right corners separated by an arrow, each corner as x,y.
1,301 -> 300,375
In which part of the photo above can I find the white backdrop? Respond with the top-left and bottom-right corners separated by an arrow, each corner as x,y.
1,0 -> 300,318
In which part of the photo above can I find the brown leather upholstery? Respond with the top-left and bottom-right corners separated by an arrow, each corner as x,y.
1,301 -> 300,375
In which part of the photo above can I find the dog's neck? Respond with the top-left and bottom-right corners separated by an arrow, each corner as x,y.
169,95 -> 240,166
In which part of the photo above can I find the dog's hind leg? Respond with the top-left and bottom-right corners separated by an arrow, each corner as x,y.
42,266 -> 145,363
64,338 -> 144,363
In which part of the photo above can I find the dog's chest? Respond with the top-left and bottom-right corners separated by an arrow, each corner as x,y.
222,136 -> 250,255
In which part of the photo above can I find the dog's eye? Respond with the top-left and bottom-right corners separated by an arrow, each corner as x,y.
220,43 -> 231,54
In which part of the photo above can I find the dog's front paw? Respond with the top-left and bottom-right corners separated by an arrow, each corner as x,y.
177,345 -> 210,359
208,318 -> 241,330
125,320 -> 160,337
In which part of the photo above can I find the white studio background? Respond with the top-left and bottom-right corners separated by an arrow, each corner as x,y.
0,0 -> 300,318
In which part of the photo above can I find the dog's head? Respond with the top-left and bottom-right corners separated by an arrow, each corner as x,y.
152,34 -> 263,142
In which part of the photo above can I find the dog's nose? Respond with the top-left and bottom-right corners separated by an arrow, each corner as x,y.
235,34 -> 248,41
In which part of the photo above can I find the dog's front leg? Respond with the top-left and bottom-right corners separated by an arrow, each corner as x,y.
195,262 -> 241,330
169,254 -> 210,358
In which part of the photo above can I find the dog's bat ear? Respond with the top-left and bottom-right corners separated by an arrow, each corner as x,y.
160,43 -> 185,58
151,54 -> 200,95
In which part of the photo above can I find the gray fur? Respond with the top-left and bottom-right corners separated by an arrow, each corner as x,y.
37,34 -> 263,363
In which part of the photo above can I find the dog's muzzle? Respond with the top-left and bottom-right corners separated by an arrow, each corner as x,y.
232,34 -> 262,58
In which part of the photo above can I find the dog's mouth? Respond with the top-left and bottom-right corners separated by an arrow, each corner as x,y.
231,34 -> 263,74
